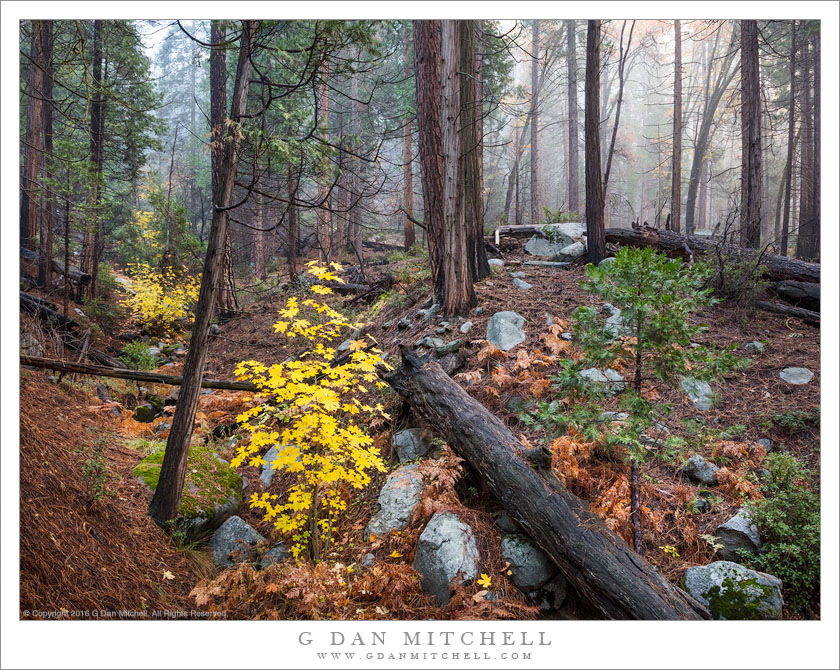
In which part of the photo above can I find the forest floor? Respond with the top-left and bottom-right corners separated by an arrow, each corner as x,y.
18,243 -> 820,620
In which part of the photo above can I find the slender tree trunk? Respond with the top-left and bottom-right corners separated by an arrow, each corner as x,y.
149,21 -> 254,527
317,61 -> 331,262
697,160 -> 707,231
211,21 -> 237,317
287,165 -> 298,278
39,22 -> 54,287
811,29 -> 820,261
529,20 -> 541,226
440,20 -> 475,315
566,20 -> 580,218
21,20 -> 45,253
414,20 -> 445,303
402,24 -> 415,251
461,20 -> 490,282
255,191 -> 266,280
671,20 -> 682,232
796,37 -> 814,260
739,20 -> 761,249
476,34 -> 486,226
585,21 -> 605,264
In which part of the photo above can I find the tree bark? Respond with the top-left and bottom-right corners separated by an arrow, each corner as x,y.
605,227 -> 820,283
39,22 -> 54,287
149,21 -> 254,527
211,21 -> 238,318
461,20 -> 490,283
21,20 -> 45,253
585,21 -> 606,264
740,20 -> 762,249
317,60 -> 331,262
286,165 -> 298,278
440,20 -> 475,315
796,36 -> 815,260
529,20 -> 541,226
671,20 -> 682,233
566,20 -> 580,218
414,20 -> 445,303
383,347 -> 711,620
402,24 -> 416,251
772,280 -> 819,312
753,300 -> 819,326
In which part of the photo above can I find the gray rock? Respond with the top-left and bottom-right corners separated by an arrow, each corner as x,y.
524,223 -> 586,257
366,465 -> 424,537
488,258 -> 504,271
383,320 -> 394,329
258,542 -> 290,569
525,235 -> 565,258
473,307 -> 485,316
494,511 -> 518,534
513,278 -> 533,290
598,256 -> 616,267
413,512 -> 479,605
681,377 -> 714,411
506,395 -> 535,414
779,367 -> 813,385
556,241 -> 586,261
511,271 -> 526,278
459,321 -> 473,334
361,553 -> 377,568
683,561 -> 783,620
682,454 -> 719,485
544,312 -> 553,326
155,421 -> 171,435
421,336 -> 445,350
209,324 -> 221,337
434,339 -> 462,356
528,574 -> 569,612
579,368 -> 626,395
20,334 -> 44,358
486,311 -> 526,351
133,404 -> 159,423
393,428 -> 431,463
561,332 -> 573,341
691,498 -> 712,513
501,534 -> 558,593
601,411 -> 629,422
603,303 -> 632,337
434,326 -> 447,335
397,317 -> 412,330
260,445 -> 280,486
745,341 -> 766,353
209,515 -> 264,568
147,346 -> 161,358
756,438 -> 773,452
715,508 -> 762,562
422,304 -> 441,322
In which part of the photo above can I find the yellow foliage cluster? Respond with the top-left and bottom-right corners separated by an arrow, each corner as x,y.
231,261 -> 389,561
121,263 -> 201,333
133,210 -> 161,251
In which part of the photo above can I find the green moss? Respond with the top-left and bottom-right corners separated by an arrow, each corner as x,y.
132,441 -> 241,518
704,576 -> 774,620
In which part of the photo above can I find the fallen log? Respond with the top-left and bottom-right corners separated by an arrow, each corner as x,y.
384,347 -> 710,620
20,356 -> 260,392
772,280 -> 820,312
754,301 -> 820,327
362,240 -> 404,252
20,248 -> 91,286
605,227 -> 820,283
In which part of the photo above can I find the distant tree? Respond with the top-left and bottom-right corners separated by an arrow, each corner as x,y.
530,19 -> 542,226
671,20 -> 682,232
780,21 -> 796,257
566,20 -> 580,218
20,20 -> 46,253
401,23 -> 415,251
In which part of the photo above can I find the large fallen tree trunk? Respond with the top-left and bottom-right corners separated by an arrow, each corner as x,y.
384,347 -> 710,620
605,227 -> 820,283
772,280 -> 820,311
20,248 -> 91,286
20,356 -> 260,392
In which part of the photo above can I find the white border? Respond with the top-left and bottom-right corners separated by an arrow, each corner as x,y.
2,2 -> 838,669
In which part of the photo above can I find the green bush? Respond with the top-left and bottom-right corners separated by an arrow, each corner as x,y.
742,452 -> 820,616
119,340 -> 157,370
541,207 -> 580,224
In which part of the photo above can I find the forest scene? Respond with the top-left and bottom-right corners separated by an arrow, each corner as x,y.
14,13 -> 830,646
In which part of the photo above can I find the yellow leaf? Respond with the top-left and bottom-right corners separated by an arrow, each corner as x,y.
477,573 -> 492,588
388,550 -> 402,558
162,570 -> 175,580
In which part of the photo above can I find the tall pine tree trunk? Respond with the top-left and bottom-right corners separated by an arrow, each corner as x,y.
811,29 -> 820,261
211,21 -> 238,318
39,22 -> 54,286
795,37 -> 814,260
414,20 -> 445,303
287,165 -> 298,278
149,21 -> 254,527
739,20 -> 762,249
402,24 -> 415,251
317,62 -> 331,262
567,20 -> 580,218
585,20 -> 605,263
21,20 -> 45,253
671,20 -> 682,232
529,20 -> 541,226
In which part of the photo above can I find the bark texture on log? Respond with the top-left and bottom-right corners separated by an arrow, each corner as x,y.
605,227 -> 819,283
384,347 -> 711,620
20,356 -> 259,391
772,280 -> 819,312
21,249 -> 91,286
754,301 -> 819,326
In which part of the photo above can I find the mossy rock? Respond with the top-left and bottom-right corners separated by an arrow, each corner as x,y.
683,560 -> 783,620
133,441 -> 243,541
